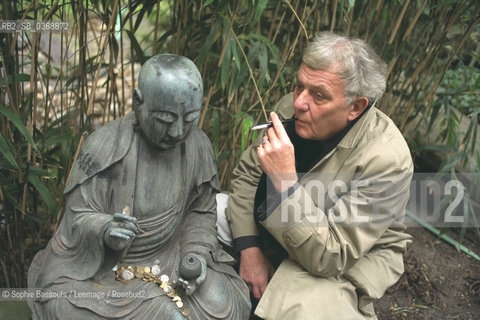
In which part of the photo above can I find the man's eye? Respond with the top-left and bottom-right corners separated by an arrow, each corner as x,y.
153,112 -> 175,123
184,111 -> 200,122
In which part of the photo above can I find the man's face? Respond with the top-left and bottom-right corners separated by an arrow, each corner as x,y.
136,92 -> 200,150
293,63 -> 353,141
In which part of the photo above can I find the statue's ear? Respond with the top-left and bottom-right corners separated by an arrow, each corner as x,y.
133,89 -> 144,111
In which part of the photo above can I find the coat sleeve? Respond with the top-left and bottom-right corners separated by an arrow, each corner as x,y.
226,141 -> 264,240
226,94 -> 296,243
259,135 -> 413,278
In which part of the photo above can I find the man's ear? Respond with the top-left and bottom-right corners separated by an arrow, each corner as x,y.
133,89 -> 144,111
347,97 -> 369,121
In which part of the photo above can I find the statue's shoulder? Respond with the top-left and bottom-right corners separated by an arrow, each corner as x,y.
188,127 -> 213,146
186,127 -> 215,161
64,113 -> 136,193
185,127 -> 219,188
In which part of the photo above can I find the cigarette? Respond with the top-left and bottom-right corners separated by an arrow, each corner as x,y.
251,118 -> 297,131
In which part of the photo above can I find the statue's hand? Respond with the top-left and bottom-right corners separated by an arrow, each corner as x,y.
173,253 -> 207,296
104,213 -> 138,251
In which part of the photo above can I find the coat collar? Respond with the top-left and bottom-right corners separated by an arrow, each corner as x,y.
336,101 -> 377,149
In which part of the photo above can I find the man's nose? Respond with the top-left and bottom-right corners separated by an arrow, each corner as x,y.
167,120 -> 184,139
294,89 -> 310,112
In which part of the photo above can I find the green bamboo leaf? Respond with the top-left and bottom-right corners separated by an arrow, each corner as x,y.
202,0 -> 215,8
241,116 -> 253,152
0,74 -> 30,86
247,41 -> 260,65
339,0 -> 345,21
253,0 -> 268,23
258,45 -> 269,85
427,105 -> 441,133
438,153 -> 462,172
125,30 -> 147,64
220,20 -> 232,90
221,43 -> 231,89
347,0 -> 355,12
24,212 -> 50,225
198,20 -> 221,66
28,175 -> 57,215
0,104 -> 38,152
42,127 -> 73,149
417,144 -> 458,153
212,109 -> 220,154
216,151 -> 232,165
251,130 -> 258,144
0,172 -> 19,207
231,38 -> 241,71
133,4 -> 153,32
430,0 -> 462,10
0,134 -> 18,169
468,110 -> 480,156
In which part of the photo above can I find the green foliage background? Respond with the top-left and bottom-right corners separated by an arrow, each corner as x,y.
0,0 -> 479,287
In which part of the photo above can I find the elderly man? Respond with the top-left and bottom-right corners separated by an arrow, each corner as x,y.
225,32 -> 413,319
28,54 -> 250,319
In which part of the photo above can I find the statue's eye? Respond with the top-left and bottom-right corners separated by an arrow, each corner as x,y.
184,110 -> 200,122
152,111 -> 176,123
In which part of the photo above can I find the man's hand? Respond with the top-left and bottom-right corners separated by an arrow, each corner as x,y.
239,247 -> 275,300
257,112 -> 298,193
104,213 -> 138,251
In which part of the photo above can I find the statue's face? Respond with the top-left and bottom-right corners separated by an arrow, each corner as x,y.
135,54 -> 203,151
136,92 -> 201,150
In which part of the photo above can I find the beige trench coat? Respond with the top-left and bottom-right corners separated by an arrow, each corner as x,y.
226,94 -> 413,319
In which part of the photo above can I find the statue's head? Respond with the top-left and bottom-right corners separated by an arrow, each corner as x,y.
133,54 -> 203,150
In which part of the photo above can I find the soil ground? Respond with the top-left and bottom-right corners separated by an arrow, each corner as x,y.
374,226 -> 480,320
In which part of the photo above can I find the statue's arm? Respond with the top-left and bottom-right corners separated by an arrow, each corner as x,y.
178,129 -> 220,258
175,136 -> 219,294
47,176 -> 119,282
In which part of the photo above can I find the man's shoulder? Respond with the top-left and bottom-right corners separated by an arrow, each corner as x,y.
368,108 -> 409,149
360,107 -> 413,170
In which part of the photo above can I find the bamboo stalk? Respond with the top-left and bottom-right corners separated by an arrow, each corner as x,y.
330,0 -> 338,32
422,4 -> 478,108
153,0 -> 160,56
198,86 -> 214,129
217,6 -> 235,68
120,10 -> 126,116
86,0 -> 119,116
232,30 -> 268,121
267,0 -> 281,40
285,0 -> 308,41
374,0 -> 384,21
388,0 -> 410,44
402,0 -> 428,41
129,0 -> 135,111
1,259 -> 10,288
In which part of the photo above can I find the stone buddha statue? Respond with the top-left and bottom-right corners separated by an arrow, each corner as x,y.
27,54 -> 251,319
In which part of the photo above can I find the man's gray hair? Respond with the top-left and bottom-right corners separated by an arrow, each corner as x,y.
302,32 -> 387,102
